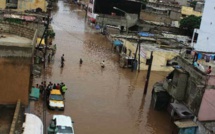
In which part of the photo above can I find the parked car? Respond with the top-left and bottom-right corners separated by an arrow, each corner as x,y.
47,115 -> 74,134
22,113 -> 43,134
48,89 -> 64,111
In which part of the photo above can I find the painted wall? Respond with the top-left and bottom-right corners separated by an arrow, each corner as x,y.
0,58 -> 31,105
0,0 -> 47,11
181,6 -> 202,17
195,0 -> 215,52
18,0 -> 47,12
0,1 -> 6,9
121,39 -> 177,71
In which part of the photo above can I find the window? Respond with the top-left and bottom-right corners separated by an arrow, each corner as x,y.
6,0 -> 18,9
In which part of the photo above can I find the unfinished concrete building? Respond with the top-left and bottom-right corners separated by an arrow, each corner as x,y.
152,51 -> 215,134
0,21 -> 37,106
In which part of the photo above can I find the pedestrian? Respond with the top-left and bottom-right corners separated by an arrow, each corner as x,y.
39,82 -> 44,94
61,54 -> 65,68
62,84 -> 67,96
80,58 -> 83,65
48,54 -> 51,63
56,83 -> 60,89
60,82 -> 64,94
36,84 -> 39,88
101,60 -> 105,68
206,66 -> 212,74
44,81 -> 47,89
61,54 -> 65,63
53,83 -> 56,89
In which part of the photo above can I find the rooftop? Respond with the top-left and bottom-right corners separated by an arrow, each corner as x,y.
0,33 -> 32,47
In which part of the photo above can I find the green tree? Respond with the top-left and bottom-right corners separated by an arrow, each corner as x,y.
190,1 -> 197,9
180,15 -> 201,36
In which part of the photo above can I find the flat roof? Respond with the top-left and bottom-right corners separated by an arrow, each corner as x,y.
0,34 -> 32,47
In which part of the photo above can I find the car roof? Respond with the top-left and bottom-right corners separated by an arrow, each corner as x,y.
51,89 -> 61,95
53,115 -> 72,127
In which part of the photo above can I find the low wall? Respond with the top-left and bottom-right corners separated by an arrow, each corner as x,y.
0,21 -> 36,39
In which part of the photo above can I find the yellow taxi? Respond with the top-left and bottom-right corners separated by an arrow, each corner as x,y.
48,89 -> 64,111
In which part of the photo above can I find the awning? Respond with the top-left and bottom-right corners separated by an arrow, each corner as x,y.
113,40 -> 123,46
30,88 -> 40,100
138,32 -> 154,37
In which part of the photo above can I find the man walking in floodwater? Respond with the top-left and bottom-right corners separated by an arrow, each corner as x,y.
80,58 -> 83,65
61,54 -> 65,67
101,60 -> 105,68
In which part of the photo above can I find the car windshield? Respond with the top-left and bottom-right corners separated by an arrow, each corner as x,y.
57,126 -> 73,133
50,94 -> 63,101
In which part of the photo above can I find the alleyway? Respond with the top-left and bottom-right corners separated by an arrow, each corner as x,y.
34,1 -> 172,134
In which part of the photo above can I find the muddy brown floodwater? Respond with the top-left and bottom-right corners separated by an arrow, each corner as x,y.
33,1 -> 173,134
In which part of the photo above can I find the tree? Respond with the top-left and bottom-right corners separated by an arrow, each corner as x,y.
190,1 -> 197,9
180,15 -> 201,36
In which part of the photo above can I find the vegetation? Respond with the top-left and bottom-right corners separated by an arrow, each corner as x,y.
48,30 -> 55,38
180,15 -> 201,36
190,1 -> 197,9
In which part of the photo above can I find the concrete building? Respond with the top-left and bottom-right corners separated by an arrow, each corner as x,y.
152,50 -> 215,133
0,0 -> 47,12
181,6 -> 202,17
0,21 -> 37,106
194,0 -> 215,52
87,0 -> 97,23
112,38 -> 178,71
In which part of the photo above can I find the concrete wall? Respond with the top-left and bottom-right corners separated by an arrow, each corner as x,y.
174,56 -> 215,115
0,21 -> 36,39
140,11 -> 172,24
0,21 -> 37,106
170,10 -> 181,21
0,58 -> 31,105
175,0 -> 187,6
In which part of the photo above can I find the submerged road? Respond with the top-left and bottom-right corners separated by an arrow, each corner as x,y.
34,1 -> 172,134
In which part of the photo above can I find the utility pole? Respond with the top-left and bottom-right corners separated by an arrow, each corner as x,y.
132,40 -> 139,72
43,3 -> 52,134
143,51 -> 153,95
85,5 -> 88,22
138,39 -> 141,72
43,6 -> 51,69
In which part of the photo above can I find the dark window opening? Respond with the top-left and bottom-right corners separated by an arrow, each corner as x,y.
6,0 -> 18,9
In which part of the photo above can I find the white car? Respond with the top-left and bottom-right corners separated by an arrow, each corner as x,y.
48,115 -> 74,134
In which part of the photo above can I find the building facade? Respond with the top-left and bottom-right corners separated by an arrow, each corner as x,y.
195,0 -> 215,52
153,51 -> 215,134
0,21 -> 37,105
0,0 -> 47,12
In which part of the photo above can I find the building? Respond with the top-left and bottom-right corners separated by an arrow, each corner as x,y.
0,0 -> 47,12
155,50 -> 215,134
112,37 -> 178,71
0,21 -> 37,105
194,0 -> 215,52
181,6 -> 202,17
87,0 -> 97,23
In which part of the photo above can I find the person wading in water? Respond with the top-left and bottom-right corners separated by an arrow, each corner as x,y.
61,54 -> 65,67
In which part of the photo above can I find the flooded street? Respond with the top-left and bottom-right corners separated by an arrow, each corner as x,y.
34,1 -> 172,134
